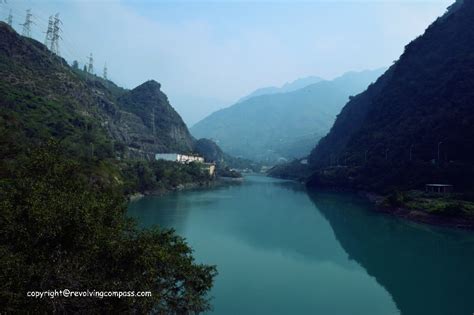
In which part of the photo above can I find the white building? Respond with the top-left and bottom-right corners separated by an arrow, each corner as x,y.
155,153 -> 204,164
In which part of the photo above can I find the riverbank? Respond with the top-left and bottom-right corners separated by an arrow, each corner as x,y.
365,192 -> 474,230
127,176 -> 244,200
271,170 -> 474,230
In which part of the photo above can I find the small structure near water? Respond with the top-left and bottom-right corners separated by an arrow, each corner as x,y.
425,184 -> 453,193
155,153 -> 204,164
155,153 -> 215,176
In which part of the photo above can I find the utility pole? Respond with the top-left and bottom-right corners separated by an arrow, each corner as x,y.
50,13 -> 61,56
20,9 -> 33,37
103,62 -> 108,80
44,15 -> 53,47
87,53 -> 94,74
7,9 -> 12,26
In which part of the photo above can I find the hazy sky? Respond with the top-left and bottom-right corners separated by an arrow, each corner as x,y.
2,0 -> 451,125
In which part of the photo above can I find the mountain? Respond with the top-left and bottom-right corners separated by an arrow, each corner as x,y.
0,21 -> 217,313
194,138 -> 260,171
308,0 -> 474,193
117,80 -> 194,154
0,20 -> 199,161
237,75 -> 324,103
191,69 -> 384,163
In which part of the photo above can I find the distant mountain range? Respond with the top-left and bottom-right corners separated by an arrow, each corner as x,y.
191,69 -> 384,163
237,76 -> 324,103
307,0 -> 474,192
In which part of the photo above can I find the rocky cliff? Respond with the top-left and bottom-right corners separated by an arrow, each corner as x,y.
0,21 -> 195,161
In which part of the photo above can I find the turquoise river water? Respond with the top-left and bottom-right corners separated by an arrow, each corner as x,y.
128,175 -> 474,315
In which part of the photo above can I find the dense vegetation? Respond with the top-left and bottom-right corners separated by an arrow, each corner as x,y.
307,0 -> 474,202
122,159 -> 213,195
0,22 -> 217,312
191,69 -> 384,163
0,142 -> 216,313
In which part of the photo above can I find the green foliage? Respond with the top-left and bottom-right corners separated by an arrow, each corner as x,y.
404,195 -> 474,217
383,191 -> 408,207
217,167 -> 242,178
378,189 -> 474,217
0,142 -> 216,313
309,1 -> 474,197
0,22 -> 217,313
121,160 -> 212,194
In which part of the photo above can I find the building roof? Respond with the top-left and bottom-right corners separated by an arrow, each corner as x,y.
425,184 -> 453,187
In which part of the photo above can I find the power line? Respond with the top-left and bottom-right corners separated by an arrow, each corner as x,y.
4,4 -> 110,81
20,9 -> 33,37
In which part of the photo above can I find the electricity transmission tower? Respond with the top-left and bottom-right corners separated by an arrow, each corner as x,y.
87,53 -> 94,74
50,13 -> 61,55
44,16 -> 53,47
103,62 -> 108,80
7,9 -> 12,26
20,9 -> 33,37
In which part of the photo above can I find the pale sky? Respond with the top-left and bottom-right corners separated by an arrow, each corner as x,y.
2,0 -> 451,125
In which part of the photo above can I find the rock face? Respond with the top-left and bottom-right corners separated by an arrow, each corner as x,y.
116,80 -> 195,155
0,22 -> 194,159
307,0 -> 474,191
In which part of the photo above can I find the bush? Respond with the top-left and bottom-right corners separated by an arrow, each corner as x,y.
0,142 -> 216,313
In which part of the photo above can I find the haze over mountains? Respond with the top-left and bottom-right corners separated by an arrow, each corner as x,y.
191,69 -> 384,163
237,76 -> 324,103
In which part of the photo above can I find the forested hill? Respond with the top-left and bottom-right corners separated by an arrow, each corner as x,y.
191,69 -> 384,163
307,0 -> 474,192
0,20 -> 195,160
0,21 -> 217,313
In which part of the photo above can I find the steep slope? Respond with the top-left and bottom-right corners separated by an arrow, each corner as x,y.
117,80 -> 194,154
0,22 -> 216,313
192,69 -> 384,163
238,75 -> 323,103
308,0 -> 474,192
0,21 -> 194,160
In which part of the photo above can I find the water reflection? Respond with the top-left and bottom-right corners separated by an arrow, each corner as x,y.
309,191 -> 474,315
128,176 -> 474,315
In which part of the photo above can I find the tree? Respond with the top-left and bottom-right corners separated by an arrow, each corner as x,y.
72,60 -> 79,70
0,142 -> 217,313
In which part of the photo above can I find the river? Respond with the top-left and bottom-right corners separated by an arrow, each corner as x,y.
128,175 -> 474,315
